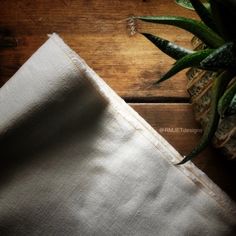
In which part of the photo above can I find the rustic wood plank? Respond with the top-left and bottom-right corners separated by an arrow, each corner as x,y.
0,0 -> 197,99
132,103 -> 236,201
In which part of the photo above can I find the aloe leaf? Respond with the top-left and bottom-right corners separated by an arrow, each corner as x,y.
218,79 -> 236,117
189,0 -> 217,32
135,16 -> 224,48
141,33 -> 193,60
200,42 -> 236,70
210,0 -> 236,41
178,71 -> 233,164
203,2 -> 211,11
227,94 -> 236,116
175,0 -> 194,10
175,0 -> 210,10
155,49 -> 214,84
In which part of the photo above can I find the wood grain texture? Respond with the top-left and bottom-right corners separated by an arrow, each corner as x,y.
0,0 -> 235,200
132,103 -> 236,201
0,0 -> 197,99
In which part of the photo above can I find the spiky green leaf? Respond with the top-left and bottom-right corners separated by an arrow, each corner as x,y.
218,79 -> 236,117
189,0 -> 217,31
135,16 -> 224,48
227,94 -> 236,115
175,0 -> 211,10
175,0 -> 194,10
141,33 -> 193,60
155,49 -> 214,84
200,42 -> 236,70
203,2 -> 211,12
178,71 -> 233,164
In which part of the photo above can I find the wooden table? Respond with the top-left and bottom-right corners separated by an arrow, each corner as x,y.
1,0 -> 235,200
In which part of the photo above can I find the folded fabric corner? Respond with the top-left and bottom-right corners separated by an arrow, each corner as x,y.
0,33 -> 235,235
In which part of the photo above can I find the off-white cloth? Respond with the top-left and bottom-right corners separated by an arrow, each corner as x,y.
0,34 -> 235,235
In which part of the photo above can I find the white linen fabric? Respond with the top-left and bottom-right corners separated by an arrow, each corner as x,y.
0,34 -> 235,236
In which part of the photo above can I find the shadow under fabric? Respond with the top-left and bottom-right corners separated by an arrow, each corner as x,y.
0,34 -> 235,236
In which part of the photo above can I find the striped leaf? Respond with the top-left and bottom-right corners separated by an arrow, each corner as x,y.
218,79 -> 236,117
178,71 -> 233,164
227,94 -> 236,116
135,16 -> 224,48
155,49 -> 214,84
200,42 -> 236,70
189,0 -> 217,32
141,33 -> 193,60
175,0 -> 194,10
176,0 -> 211,10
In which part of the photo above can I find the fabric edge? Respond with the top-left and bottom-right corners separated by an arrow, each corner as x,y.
48,33 -> 236,221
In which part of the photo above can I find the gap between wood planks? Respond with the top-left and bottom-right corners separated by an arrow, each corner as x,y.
124,97 -> 190,103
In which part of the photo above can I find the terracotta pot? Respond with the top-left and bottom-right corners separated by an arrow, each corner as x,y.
186,37 -> 236,159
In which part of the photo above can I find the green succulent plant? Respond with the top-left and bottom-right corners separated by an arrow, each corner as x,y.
133,0 -> 236,164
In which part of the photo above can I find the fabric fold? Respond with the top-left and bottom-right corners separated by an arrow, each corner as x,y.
0,33 -> 235,235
